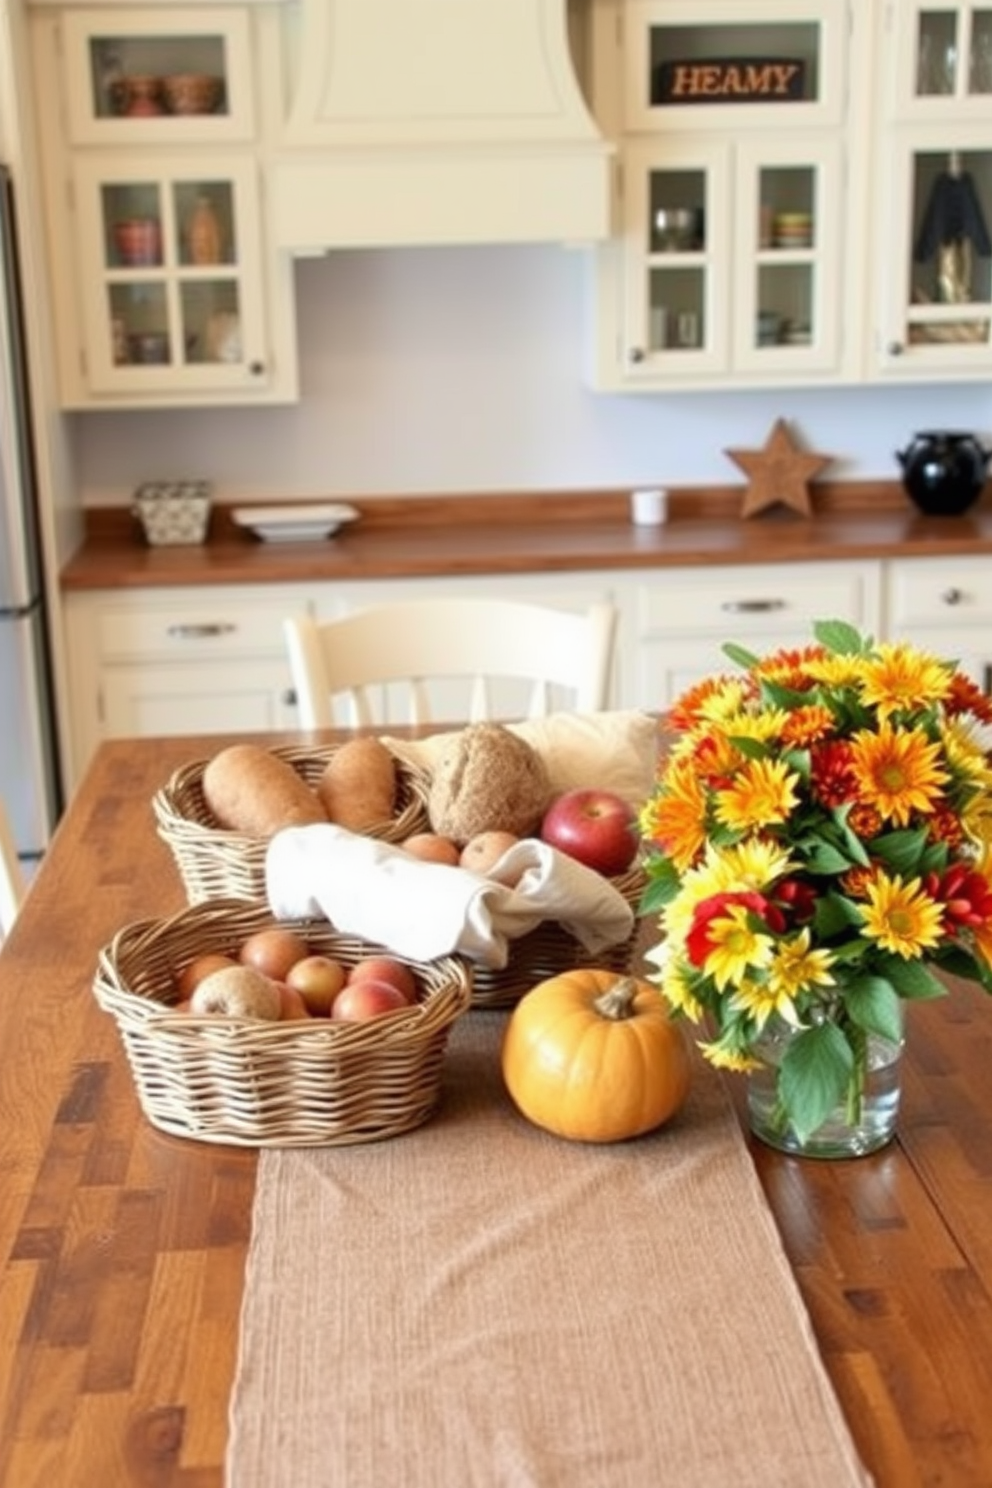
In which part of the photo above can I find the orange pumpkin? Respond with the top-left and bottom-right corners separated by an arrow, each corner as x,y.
500,969 -> 691,1143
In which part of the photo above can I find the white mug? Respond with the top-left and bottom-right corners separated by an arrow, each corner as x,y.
630,488 -> 669,526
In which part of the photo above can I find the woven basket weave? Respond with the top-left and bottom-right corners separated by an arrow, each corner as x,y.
468,862 -> 647,1009
93,899 -> 472,1147
153,743 -> 431,905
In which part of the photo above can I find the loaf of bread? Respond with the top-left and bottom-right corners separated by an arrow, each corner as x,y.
201,744 -> 328,837
427,723 -> 552,842
316,737 -> 398,830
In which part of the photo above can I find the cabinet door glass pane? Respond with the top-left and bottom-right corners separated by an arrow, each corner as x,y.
648,268 -> 705,350
907,150 -> 992,345
648,24 -> 819,107
755,165 -> 815,347
107,284 -> 171,366
172,182 -> 235,266
181,283 -> 242,366
646,169 -> 706,351
916,11 -> 959,95
102,182 -> 164,267
969,10 -> 992,92
87,34 -> 228,119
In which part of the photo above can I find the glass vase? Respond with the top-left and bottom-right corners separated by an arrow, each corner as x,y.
746,1004 -> 904,1159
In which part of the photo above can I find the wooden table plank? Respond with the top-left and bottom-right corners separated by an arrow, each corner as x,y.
3,729 -> 992,1484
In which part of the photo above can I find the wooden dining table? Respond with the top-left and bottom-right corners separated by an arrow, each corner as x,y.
3,728 -> 992,1485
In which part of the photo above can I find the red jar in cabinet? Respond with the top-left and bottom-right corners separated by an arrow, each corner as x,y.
114,218 -> 162,267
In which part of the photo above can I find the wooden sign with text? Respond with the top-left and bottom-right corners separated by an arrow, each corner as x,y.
652,56 -> 807,105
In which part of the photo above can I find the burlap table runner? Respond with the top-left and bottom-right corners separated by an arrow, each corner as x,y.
227,1013 -> 872,1487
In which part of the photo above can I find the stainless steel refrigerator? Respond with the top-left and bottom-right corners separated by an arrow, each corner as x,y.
0,161 -> 62,868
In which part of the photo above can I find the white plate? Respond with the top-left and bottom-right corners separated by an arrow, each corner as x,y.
231,503 -> 360,543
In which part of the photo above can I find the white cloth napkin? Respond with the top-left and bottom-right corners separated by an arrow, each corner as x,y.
265,825 -> 634,969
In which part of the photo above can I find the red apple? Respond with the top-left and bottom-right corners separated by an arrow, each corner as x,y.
539,788 -> 639,877
348,955 -> 418,1005
331,980 -> 410,1023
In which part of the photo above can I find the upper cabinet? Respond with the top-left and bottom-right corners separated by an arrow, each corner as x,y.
872,1 -> 992,379
587,0 -> 992,393
29,4 -> 298,410
587,0 -> 865,392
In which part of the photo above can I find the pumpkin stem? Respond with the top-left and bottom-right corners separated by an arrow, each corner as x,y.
591,976 -> 639,1021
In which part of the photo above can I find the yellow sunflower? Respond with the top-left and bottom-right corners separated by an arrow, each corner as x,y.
700,904 -> 776,991
721,707 -> 790,746
766,929 -> 837,1000
856,641 -> 953,720
848,720 -> 949,826
858,871 -> 944,958
713,757 -> 802,834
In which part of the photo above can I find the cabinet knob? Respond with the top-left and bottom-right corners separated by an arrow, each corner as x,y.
720,598 -> 786,614
282,688 -> 298,706
941,587 -> 964,606
248,360 -> 265,376
887,341 -> 904,356
628,347 -> 646,364
166,622 -> 236,639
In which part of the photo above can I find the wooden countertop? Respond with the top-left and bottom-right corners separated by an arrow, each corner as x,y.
60,482 -> 992,591
5,728 -> 992,1483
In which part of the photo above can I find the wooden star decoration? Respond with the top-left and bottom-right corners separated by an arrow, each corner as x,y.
725,418 -> 832,519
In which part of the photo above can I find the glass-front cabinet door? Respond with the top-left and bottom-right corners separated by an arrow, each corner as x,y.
59,8 -> 254,143
891,2 -> 992,114
876,4 -> 992,375
620,136 -> 842,381
73,157 -> 269,395
593,0 -> 853,388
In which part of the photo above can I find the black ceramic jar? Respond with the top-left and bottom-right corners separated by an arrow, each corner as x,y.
896,430 -> 992,516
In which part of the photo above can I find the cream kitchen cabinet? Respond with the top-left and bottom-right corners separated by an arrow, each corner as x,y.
587,0 -> 868,391
29,3 -> 298,409
884,555 -> 992,690
871,1 -> 992,380
627,559 -> 885,709
61,570 -> 623,785
62,585 -> 313,783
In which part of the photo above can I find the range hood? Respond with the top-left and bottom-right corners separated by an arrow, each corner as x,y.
271,0 -> 614,251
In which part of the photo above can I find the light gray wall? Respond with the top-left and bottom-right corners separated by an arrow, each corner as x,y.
73,245 -> 992,505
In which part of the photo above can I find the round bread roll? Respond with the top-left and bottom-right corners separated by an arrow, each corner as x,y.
427,723 -> 551,842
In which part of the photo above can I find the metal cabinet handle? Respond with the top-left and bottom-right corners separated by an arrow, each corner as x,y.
282,688 -> 298,706
887,341 -> 904,356
166,622 -> 237,639
941,588 -> 964,606
628,347 -> 646,364
720,599 -> 787,614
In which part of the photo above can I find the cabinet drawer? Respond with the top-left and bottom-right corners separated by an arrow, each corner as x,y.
95,596 -> 303,663
886,558 -> 992,631
637,562 -> 880,638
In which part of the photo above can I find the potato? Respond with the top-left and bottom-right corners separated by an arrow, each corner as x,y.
201,744 -> 327,837
316,737 -> 397,830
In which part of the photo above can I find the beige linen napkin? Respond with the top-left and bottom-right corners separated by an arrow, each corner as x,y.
265,825 -> 633,967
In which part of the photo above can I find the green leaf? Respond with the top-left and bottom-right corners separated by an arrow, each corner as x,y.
722,641 -> 760,670
798,838 -> 857,875
813,619 -> 870,655
869,827 -> 931,877
779,1023 -> 854,1142
874,954 -> 948,1001
813,890 -> 866,938
932,943 -> 992,994
831,808 -> 871,867
637,859 -> 681,914
727,735 -> 769,760
841,974 -> 904,1042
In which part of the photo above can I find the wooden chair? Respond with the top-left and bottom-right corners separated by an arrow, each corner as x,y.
0,799 -> 26,941
284,599 -> 618,728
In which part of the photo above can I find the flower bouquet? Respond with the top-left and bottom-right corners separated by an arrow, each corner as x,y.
639,619 -> 992,1155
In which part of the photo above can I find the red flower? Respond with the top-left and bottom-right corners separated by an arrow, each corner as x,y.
924,865 -> 992,932
686,891 -> 785,967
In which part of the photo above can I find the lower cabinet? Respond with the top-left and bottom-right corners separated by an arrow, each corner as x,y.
628,560 -> 885,710
60,571 -> 621,787
60,554 -> 992,789
62,584 -> 313,784
884,556 -> 992,693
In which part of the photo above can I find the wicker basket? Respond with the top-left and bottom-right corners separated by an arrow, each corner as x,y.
93,899 -> 472,1147
468,862 -> 647,1009
153,743 -> 431,904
